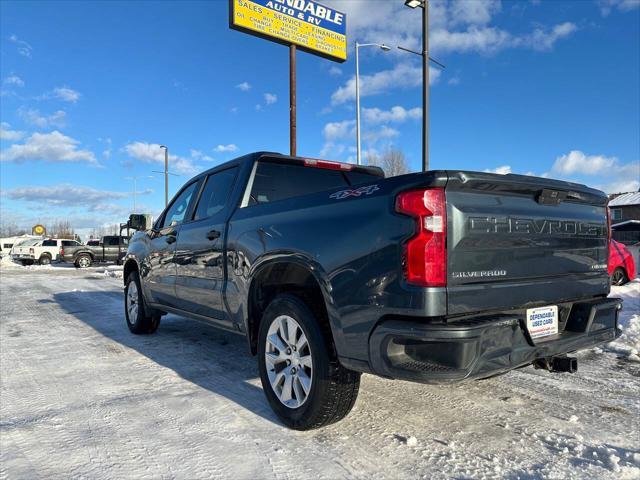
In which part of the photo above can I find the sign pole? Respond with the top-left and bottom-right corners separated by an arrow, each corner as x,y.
289,44 -> 297,156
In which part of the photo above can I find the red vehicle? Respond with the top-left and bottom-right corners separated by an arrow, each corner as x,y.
609,239 -> 636,286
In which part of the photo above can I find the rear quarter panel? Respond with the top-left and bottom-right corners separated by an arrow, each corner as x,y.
226,172 -> 448,361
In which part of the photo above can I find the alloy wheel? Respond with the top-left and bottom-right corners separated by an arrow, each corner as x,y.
126,281 -> 139,321
265,315 -> 313,409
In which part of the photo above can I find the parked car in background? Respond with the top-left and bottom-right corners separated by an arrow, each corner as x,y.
123,152 -> 622,430
61,235 -> 129,268
609,239 -> 636,285
1,235 -> 42,258
12,238 -> 81,265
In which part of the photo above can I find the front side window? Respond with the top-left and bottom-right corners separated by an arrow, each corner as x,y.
161,181 -> 198,228
106,237 -> 119,246
194,168 -> 238,220
42,240 -> 57,247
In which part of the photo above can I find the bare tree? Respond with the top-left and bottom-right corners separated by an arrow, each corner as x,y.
367,148 -> 411,177
0,221 -> 27,237
49,220 -> 75,239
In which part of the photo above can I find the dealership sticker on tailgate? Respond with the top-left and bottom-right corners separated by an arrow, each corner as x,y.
526,305 -> 558,340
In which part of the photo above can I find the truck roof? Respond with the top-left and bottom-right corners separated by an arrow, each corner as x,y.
197,151 -> 385,180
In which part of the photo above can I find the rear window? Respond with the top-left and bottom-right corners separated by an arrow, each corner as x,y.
248,161 -> 378,205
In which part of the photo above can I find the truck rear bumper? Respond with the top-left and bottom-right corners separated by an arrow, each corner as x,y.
368,297 -> 622,383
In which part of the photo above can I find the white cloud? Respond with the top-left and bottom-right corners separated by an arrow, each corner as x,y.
522,22 -> 578,51
331,63 -> 441,105
214,144 -> 238,153
236,82 -> 251,91
484,165 -> 512,175
3,75 -> 24,87
124,142 -> 198,175
323,119 -> 355,142
52,87 -> 81,103
264,93 -> 278,105
190,149 -> 214,162
18,108 -> 66,128
599,0 -> 640,16
2,184 -> 131,207
0,122 -> 25,141
324,1 -> 576,57
551,150 -> 617,176
362,106 -> 422,124
448,76 -> 461,85
9,34 -> 32,58
0,131 -> 98,165
328,66 -> 342,76
550,150 -> 640,194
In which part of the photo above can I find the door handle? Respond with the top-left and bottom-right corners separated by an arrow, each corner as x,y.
207,229 -> 221,241
166,235 -> 177,244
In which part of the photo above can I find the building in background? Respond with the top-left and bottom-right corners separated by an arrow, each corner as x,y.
609,191 -> 640,269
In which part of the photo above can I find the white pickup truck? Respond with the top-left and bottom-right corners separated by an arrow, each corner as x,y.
12,238 -> 81,265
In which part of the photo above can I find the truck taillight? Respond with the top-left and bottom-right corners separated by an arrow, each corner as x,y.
60,248 -> 64,256
606,207 -> 612,245
396,188 -> 447,287
29,248 -> 34,254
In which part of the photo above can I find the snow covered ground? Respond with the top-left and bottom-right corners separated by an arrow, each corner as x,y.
1,266 -> 638,479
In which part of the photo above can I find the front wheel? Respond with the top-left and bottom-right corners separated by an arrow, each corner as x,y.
75,254 -> 92,268
125,271 -> 160,334
38,254 -> 51,266
257,294 -> 360,430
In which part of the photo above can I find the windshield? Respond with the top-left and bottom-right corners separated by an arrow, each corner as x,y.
16,239 -> 41,247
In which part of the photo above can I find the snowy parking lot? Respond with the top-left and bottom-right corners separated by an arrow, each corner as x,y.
1,263 -> 638,479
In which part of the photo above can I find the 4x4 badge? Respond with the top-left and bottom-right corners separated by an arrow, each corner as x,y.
330,185 -> 380,200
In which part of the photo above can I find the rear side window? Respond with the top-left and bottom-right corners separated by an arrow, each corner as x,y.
42,240 -> 57,247
61,240 -> 78,246
249,162 -> 355,205
194,167 -> 238,220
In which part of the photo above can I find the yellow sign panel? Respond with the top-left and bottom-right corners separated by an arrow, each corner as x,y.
32,224 -> 46,236
230,0 -> 347,62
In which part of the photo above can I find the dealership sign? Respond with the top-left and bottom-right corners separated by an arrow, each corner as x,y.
229,0 -> 347,62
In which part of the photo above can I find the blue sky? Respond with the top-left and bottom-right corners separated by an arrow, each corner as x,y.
1,0 -> 639,237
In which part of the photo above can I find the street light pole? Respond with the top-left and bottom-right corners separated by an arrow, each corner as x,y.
159,145 -> 168,208
405,0 -> 430,172
126,176 -> 154,213
355,42 -> 391,165
355,43 -> 361,165
422,2 -> 429,172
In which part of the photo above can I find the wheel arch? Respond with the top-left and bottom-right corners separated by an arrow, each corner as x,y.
246,256 -> 339,357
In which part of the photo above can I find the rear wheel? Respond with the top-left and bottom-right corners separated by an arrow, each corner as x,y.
75,254 -> 92,268
257,294 -> 360,430
38,253 -> 51,266
611,267 -> 628,286
125,271 -> 160,334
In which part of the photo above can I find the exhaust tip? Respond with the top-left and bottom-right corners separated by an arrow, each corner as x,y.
533,355 -> 578,373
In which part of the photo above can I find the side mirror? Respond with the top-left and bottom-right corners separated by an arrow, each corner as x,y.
129,214 -> 153,231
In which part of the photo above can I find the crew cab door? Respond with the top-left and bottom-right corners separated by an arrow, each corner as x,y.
174,167 -> 238,323
145,180 -> 201,307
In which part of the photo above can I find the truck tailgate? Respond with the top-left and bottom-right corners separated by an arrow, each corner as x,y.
445,172 -> 610,315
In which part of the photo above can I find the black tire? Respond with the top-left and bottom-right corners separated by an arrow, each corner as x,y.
124,271 -> 160,334
75,254 -> 92,268
257,294 -> 360,430
611,267 -> 629,286
38,254 -> 51,266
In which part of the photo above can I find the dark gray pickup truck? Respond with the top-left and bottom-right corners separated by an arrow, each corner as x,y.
123,152 -> 622,430
62,235 -> 129,268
